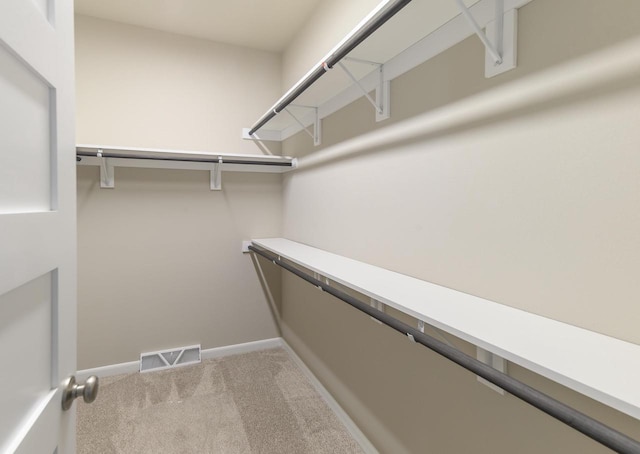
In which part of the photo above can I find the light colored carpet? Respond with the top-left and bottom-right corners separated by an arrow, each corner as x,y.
77,347 -> 365,454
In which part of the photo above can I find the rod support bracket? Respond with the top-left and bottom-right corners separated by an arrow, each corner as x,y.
477,347 -> 508,394
210,157 -> 222,191
97,149 -> 114,189
370,298 -> 385,325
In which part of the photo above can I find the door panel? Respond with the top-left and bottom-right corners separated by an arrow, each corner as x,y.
12,391 -> 60,454
0,0 -> 76,452
0,273 -> 54,445
0,213 -> 61,296
0,42 -> 53,213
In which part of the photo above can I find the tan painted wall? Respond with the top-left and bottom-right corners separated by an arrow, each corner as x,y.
279,0 -> 640,452
75,16 -> 283,369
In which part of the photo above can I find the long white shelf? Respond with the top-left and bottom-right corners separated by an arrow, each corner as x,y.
252,238 -> 640,420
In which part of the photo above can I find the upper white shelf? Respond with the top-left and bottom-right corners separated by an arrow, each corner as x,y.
245,0 -> 530,142
252,238 -> 640,421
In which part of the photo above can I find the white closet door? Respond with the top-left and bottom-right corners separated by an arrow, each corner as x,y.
0,0 -> 77,452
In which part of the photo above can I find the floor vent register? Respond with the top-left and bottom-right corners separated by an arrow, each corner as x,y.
140,344 -> 201,373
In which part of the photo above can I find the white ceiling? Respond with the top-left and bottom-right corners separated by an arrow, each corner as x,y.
74,0 -> 323,52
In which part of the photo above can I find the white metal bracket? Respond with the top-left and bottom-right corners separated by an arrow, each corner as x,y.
376,68 -> 391,122
97,149 -> 114,188
285,105 -> 321,146
313,271 -> 324,291
485,6 -> 517,77
418,320 -> 457,348
210,157 -> 222,191
339,58 -> 390,121
476,347 -> 507,394
370,298 -> 385,324
455,0 -> 517,78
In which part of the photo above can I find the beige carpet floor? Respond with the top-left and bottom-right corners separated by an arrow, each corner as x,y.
77,347 -> 365,454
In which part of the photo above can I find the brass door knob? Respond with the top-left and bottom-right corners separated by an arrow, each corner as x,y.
61,375 -> 99,411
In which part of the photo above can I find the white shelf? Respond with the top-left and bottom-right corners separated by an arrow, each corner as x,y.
246,0 -> 531,142
252,238 -> 640,420
76,144 -> 296,190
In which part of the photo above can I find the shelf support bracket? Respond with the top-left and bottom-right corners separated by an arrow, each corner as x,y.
376,64 -> 391,122
455,0 -> 517,78
210,157 -> 222,191
97,149 -> 114,189
418,320 -> 457,349
285,106 -> 321,146
456,0 -> 502,65
337,61 -> 390,121
477,347 -> 507,394
370,298 -> 385,325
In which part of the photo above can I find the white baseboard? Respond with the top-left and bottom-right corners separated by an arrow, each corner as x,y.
76,359 -> 140,381
200,337 -> 282,361
280,338 -> 379,454
76,337 -> 283,381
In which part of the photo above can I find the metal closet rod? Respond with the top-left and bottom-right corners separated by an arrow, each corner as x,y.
248,0 -> 413,136
248,245 -> 640,454
76,151 -> 294,167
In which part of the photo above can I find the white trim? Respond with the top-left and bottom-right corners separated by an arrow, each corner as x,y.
76,360 -> 139,381
76,338 -> 284,380
200,338 -> 283,360
280,339 -> 379,454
